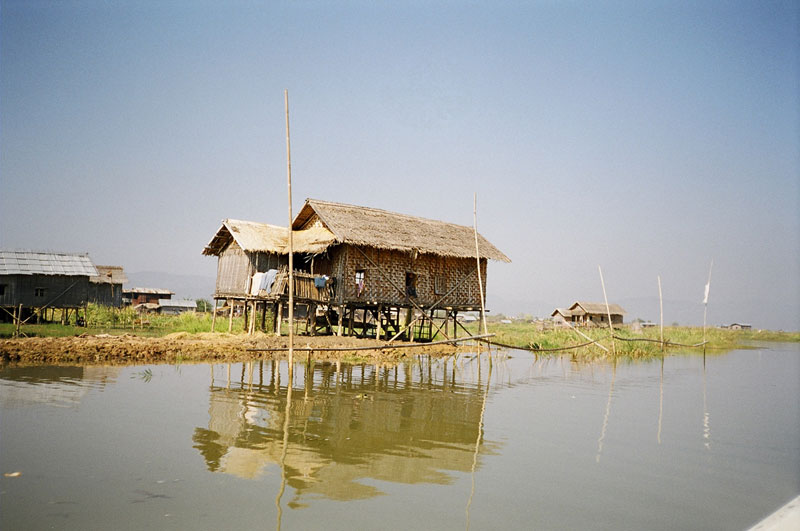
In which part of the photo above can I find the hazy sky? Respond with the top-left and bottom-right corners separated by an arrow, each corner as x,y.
2,1 -> 798,330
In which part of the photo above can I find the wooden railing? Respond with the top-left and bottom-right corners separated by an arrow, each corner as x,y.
268,269 -> 334,303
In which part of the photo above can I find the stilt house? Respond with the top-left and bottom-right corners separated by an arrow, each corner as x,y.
566,301 -> 626,326
88,266 -> 128,307
203,199 -> 510,340
0,250 -> 98,324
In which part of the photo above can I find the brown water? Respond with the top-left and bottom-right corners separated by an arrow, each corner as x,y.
1,343 -> 798,530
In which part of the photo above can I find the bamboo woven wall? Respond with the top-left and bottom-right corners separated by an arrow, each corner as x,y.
329,245 -> 487,308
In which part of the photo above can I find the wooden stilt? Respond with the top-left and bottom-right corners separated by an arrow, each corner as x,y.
347,307 -> 354,337
228,300 -> 234,333
211,298 -> 217,333
261,302 -> 267,332
376,304 -> 383,340
276,302 -> 283,336
337,304 -> 344,336
243,301 -> 250,332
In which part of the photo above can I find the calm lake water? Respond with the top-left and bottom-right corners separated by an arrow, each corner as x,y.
1,343 -> 798,530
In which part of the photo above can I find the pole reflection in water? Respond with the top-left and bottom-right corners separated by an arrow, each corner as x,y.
658,355 -> 664,445
595,361 -> 616,463
466,352 -> 492,531
703,357 -> 711,450
275,364 -> 292,531
195,354 -> 501,510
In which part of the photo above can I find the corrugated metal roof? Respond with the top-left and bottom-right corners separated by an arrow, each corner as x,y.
124,287 -> 174,295
0,250 -> 99,277
158,299 -> 197,308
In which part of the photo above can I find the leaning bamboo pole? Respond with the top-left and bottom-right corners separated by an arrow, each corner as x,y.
473,193 -> 488,336
598,265 -> 617,356
702,260 -> 713,345
658,275 -> 664,351
285,89 -> 294,378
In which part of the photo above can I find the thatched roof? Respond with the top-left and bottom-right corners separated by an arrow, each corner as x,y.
292,199 -> 511,262
90,265 -> 127,285
568,301 -> 626,316
202,219 -> 336,257
551,308 -> 572,318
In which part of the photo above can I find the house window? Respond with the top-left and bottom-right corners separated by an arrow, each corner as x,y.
355,270 -> 365,296
35,287 -> 46,297
405,272 -> 417,297
0,284 -> 5,296
434,275 -> 446,295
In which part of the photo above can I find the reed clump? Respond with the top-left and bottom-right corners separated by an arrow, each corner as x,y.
455,321 -> 797,359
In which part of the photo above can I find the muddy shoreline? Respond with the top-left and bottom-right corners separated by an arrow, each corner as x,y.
0,332 -> 464,365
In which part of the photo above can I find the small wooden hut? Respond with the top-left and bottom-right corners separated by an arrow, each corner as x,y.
0,250 -> 98,324
88,266 -> 128,307
204,199 -> 510,340
122,288 -> 174,307
566,301 -> 626,327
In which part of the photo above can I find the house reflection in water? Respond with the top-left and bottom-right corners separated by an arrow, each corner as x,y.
192,358 -> 499,505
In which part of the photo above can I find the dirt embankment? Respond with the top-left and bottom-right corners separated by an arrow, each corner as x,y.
0,332 -> 460,365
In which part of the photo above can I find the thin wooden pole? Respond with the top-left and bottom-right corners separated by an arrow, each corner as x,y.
703,260 -> 713,345
658,275 -> 664,351
598,265 -> 616,356
285,89 -> 294,378
473,193 -> 488,336
210,299 -> 217,333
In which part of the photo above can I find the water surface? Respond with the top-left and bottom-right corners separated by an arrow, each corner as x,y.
1,343 -> 798,530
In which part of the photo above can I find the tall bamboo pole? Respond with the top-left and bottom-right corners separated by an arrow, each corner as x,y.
473,193 -> 488,336
658,275 -> 664,351
285,89 -> 294,377
598,265 -> 616,356
702,260 -> 713,345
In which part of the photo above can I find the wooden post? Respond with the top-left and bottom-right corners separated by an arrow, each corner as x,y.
15,304 -> 22,338
276,301 -> 283,336
376,304 -> 383,340
243,301 -> 249,332
249,301 -> 257,335
473,193 -> 488,336
347,307 -> 354,336
453,311 -> 458,339
211,298 -> 217,333
337,304 -> 344,336
228,300 -> 234,333
261,302 -> 267,332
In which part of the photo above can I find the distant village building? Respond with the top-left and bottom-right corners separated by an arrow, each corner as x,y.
157,299 -> 197,315
122,287 -> 174,307
551,301 -> 626,327
0,250 -> 98,323
550,308 -> 573,326
726,323 -> 752,330
204,199 -> 510,340
88,266 -> 128,307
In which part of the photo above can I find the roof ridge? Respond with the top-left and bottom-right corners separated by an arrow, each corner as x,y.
305,198 -> 472,230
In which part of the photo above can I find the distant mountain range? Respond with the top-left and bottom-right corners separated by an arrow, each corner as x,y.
125,271 -> 216,301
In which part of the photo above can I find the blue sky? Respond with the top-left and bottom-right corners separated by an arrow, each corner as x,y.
2,1 -> 798,329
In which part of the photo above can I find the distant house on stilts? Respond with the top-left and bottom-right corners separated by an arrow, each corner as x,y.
551,301 -> 626,327
0,250 -> 99,325
203,199 -> 510,340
